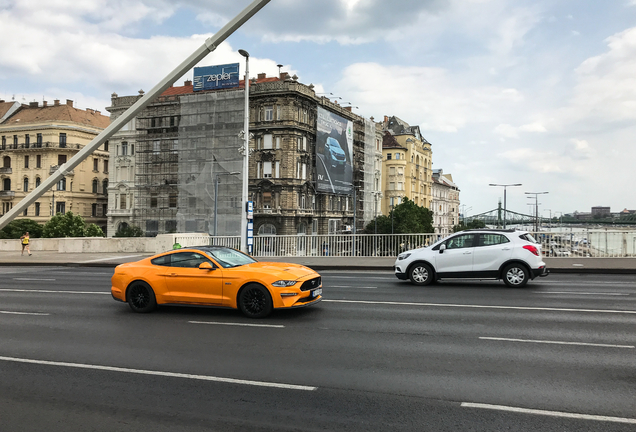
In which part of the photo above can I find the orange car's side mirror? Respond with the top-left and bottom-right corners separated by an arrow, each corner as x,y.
198,262 -> 215,271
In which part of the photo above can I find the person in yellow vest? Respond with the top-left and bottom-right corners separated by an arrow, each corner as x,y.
20,232 -> 32,256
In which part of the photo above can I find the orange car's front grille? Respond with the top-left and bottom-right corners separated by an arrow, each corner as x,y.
300,277 -> 321,291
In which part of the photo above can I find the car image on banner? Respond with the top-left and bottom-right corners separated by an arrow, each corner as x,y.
316,106 -> 353,194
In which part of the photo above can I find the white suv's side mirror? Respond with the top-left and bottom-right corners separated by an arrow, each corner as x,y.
439,244 -> 446,253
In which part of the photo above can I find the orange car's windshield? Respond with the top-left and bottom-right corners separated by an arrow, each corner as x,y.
206,248 -> 257,268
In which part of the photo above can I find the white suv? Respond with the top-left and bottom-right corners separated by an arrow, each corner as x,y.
394,229 -> 549,287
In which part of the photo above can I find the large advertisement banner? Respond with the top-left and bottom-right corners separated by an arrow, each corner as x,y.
316,107 -> 353,194
193,63 -> 240,91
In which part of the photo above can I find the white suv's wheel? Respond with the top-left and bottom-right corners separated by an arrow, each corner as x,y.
503,263 -> 529,288
409,263 -> 434,286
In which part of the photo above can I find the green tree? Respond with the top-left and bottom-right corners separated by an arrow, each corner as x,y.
452,218 -> 486,232
363,197 -> 434,234
42,211 -> 87,238
113,225 -> 144,237
85,224 -> 104,237
0,218 -> 44,239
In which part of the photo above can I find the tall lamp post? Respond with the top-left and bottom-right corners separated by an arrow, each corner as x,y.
489,183 -> 522,229
213,171 -> 240,236
525,191 -> 548,233
238,49 -> 250,253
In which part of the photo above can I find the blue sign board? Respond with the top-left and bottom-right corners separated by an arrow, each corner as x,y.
193,63 -> 240,91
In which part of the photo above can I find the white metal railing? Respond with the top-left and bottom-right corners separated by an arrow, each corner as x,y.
173,230 -> 636,258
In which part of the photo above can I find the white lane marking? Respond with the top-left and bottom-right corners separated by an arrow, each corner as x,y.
323,299 -> 636,314
330,286 -> 378,289
0,356 -> 316,391
479,337 -> 634,349
461,402 -> 636,425
190,321 -> 284,328
533,291 -> 628,296
79,255 -> 145,263
0,289 -> 109,295
13,278 -> 56,281
0,311 -> 49,316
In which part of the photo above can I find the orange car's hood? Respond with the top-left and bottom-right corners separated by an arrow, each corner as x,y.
242,262 -> 317,280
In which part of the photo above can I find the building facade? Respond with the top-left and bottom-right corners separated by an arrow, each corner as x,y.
381,116 -> 433,215
0,99 -> 110,230
431,169 -> 460,235
106,72 -> 383,238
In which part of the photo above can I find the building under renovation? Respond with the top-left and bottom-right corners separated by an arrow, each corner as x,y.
106,71 -> 383,238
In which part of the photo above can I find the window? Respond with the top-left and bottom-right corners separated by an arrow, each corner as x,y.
13,135 -> 18,147
36,155 -> 41,168
264,106 -> 273,121
25,134 -> 30,147
102,180 -> 108,195
301,163 -> 306,180
153,141 -> 160,153
445,234 -> 475,250
478,234 -> 510,247
104,141 -> 108,152
104,160 -> 108,173
263,134 -> 273,149
36,133 -> 42,147
56,202 -> 65,214
262,192 -> 272,209
258,223 -> 276,235
121,142 -> 128,156
120,194 -> 127,209
58,154 -> 67,165
387,154 -> 392,160
150,193 -> 158,208
59,133 -> 67,148
35,177 -> 40,188
395,153 -> 400,160
169,194 -> 177,208
92,179 -> 98,193
57,178 -> 66,191
24,156 -> 29,168
23,178 -> 28,192
398,182 -> 403,191
3,156 -> 10,168
2,178 -> 10,191
389,167 -> 395,176
275,137 -> 281,149
23,208 -> 27,216
102,204 -> 107,216
1,136 -> 5,149
93,158 -> 99,172
389,182 -> 395,190
263,161 -> 272,178
92,204 -> 97,217
35,202 -> 40,216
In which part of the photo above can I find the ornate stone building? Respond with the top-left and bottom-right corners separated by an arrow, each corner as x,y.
431,169 -> 460,235
0,99 -> 110,230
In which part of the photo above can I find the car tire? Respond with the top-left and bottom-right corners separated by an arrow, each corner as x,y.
409,262 -> 434,286
127,281 -> 157,313
238,283 -> 273,318
503,263 -> 529,288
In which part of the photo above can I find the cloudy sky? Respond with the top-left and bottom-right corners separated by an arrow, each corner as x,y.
1,0 -> 635,216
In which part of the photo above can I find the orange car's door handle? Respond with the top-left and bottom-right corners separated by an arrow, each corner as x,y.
168,273 -> 178,277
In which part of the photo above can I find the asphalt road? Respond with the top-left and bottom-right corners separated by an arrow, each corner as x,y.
0,267 -> 635,431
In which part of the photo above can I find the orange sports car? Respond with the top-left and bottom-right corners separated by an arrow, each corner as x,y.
111,246 -> 322,318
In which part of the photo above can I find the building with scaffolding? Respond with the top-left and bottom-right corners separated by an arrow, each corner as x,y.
106,71 -> 383,238
431,168 -> 460,235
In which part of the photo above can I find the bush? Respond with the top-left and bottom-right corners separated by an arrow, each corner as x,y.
85,224 -> 104,237
113,225 -> 144,237
0,219 -> 44,239
42,211 -> 88,238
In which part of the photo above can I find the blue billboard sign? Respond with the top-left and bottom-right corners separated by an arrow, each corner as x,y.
193,63 -> 240,91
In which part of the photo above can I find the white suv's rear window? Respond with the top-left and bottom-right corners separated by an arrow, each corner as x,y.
519,233 -> 537,243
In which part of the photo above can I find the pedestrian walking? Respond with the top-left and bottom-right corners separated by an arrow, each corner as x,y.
20,231 -> 32,256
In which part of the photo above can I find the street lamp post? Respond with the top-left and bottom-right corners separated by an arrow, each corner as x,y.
525,191 -> 548,233
489,183 -> 522,229
213,171 -> 240,236
238,49 -> 250,253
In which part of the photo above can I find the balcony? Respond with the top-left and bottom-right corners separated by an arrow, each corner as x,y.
0,190 -> 15,198
0,167 -> 12,174
108,208 -> 132,216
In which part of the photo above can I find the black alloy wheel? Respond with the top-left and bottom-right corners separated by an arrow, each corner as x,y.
409,262 -> 434,286
127,282 -> 157,313
238,284 -> 273,318
502,263 -> 529,288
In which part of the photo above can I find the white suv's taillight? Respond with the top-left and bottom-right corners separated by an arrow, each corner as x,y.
523,245 -> 539,256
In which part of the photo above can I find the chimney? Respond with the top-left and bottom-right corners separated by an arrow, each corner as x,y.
344,106 -> 352,112
54,99 -> 60,106
280,72 -> 289,80
43,101 -> 48,107
184,80 -> 192,86
66,99 -> 73,107
257,73 -> 266,80
29,102 -> 39,108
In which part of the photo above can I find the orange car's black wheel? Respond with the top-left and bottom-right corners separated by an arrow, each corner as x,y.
127,281 -> 157,313
238,284 -> 272,318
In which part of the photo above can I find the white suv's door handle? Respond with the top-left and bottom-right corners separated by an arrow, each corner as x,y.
502,247 -> 511,250
463,251 -> 472,254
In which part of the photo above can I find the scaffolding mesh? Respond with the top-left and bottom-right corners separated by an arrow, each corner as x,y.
362,118 -> 376,226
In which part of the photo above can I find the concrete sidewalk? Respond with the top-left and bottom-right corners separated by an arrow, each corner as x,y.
0,250 -> 635,273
